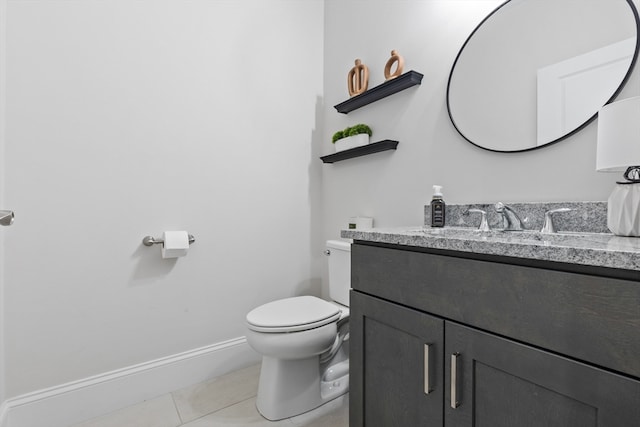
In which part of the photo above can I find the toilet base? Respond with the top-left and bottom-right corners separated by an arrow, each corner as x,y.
255,355 -> 349,421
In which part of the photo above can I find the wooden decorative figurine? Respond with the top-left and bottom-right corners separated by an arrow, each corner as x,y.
348,59 -> 369,96
384,50 -> 404,80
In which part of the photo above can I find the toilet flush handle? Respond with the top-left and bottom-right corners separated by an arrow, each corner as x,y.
324,249 -> 331,256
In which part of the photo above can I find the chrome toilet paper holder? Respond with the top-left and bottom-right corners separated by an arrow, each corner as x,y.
142,234 -> 196,247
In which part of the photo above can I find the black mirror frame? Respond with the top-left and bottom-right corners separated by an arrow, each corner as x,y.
446,0 -> 640,153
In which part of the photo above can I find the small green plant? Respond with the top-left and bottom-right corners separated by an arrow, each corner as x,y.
332,130 -> 345,143
331,124 -> 372,143
348,123 -> 372,137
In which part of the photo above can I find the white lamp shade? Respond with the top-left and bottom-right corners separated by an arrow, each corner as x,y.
596,96 -> 640,172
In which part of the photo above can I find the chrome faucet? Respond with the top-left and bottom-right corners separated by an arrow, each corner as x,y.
541,208 -> 571,234
494,202 -> 525,231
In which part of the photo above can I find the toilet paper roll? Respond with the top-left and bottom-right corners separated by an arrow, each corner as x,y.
161,231 -> 190,259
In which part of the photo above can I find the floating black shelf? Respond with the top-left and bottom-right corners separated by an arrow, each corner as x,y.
320,140 -> 399,164
334,70 -> 423,114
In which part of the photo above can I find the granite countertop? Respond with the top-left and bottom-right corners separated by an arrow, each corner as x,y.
341,226 -> 640,272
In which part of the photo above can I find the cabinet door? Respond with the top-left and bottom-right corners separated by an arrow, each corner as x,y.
350,291 -> 444,427
445,322 -> 640,427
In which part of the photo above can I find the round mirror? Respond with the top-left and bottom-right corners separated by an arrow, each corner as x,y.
447,0 -> 640,153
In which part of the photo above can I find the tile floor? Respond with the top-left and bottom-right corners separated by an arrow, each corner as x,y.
70,364 -> 349,427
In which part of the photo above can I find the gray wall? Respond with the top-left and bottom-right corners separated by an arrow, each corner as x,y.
321,0 -> 640,239
0,0 -> 7,407
2,0 -> 323,397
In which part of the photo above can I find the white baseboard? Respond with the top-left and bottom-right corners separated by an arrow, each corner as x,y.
0,401 -> 8,427
3,336 -> 260,427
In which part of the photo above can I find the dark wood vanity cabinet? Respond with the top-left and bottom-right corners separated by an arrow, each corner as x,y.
444,323 -> 639,426
350,242 -> 640,427
351,291 -> 444,426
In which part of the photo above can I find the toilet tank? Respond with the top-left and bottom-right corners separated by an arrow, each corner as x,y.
327,240 -> 351,306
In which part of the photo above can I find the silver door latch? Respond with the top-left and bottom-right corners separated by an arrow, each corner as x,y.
0,210 -> 14,226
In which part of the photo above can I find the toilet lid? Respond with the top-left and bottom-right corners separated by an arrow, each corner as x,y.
246,296 -> 341,333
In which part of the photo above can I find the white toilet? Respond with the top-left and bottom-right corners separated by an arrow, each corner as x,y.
245,240 -> 351,421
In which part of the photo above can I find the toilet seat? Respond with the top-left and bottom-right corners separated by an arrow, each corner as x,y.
246,296 -> 341,333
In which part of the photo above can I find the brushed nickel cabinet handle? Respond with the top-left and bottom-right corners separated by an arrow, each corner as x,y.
451,352 -> 460,409
424,344 -> 432,394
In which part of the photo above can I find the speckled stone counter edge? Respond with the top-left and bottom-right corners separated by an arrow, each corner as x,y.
342,226 -> 640,272
424,201 -> 609,234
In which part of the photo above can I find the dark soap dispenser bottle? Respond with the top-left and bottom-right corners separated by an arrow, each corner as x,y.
431,185 -> 445,227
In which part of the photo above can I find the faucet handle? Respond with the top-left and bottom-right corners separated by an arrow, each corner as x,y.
467,209 -> 490,231
541,208 -> 572,234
